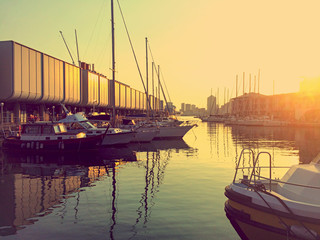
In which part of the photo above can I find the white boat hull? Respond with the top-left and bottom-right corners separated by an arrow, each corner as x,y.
131,129 -> 158,143
154,125 -> 194,139
101,132 -> 134,146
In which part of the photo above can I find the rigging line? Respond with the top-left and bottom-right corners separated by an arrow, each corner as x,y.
160,69 -> 172,103
147,44 -> 171,113
147,43 -> 172,103
116,0 -> 152,112
91,21 -> 106,62
84,0 -> 105,59
96,31 -> 112,74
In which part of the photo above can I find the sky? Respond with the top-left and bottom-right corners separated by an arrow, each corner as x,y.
1,0 -> 320,109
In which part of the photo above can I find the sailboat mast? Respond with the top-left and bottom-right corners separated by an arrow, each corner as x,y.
243,72 -> 245,95
146,37 -> 149,118
111,0 -> 116,126
75,29 -> 80,67
152,62 -> 154,112
236,75 -> 238,98
158,65 -> 160,115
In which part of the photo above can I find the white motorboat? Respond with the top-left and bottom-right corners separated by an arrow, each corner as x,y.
100,127 -> 134,146
225,148 -> 320,240
122,116 -> 196,140
149,118 -> 196,139
120,119 -> 158,143
59,112 -> 134,146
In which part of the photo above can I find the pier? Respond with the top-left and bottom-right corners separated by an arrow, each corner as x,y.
0,41 -> 165,126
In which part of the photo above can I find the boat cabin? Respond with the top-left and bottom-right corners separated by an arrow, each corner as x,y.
21,122 -> 68,135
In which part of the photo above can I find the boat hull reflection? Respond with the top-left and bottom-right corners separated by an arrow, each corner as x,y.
128,139 -> 190,152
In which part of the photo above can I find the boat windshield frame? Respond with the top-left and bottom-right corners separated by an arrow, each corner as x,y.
79,121 -> 96,129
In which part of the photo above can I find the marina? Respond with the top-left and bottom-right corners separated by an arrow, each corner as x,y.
1,119 -> 320,239
2,0 -> 320,239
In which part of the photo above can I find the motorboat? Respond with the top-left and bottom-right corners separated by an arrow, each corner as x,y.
121,119 -> 158,143
59,112 -> 135,146
225,148 -> 320,240
122,116 -> 196,140
2,122 -> 103,152
154,118 -> 197,139
136,116 -> 197,140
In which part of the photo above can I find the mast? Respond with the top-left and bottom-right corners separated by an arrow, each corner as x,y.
236,75 -> 238,97
227,88 -> 229,114
146,37 -> 149,118
158,65 -> 160,114
75,29 -> 80,67
258,69 -> 260,94
249,74 -> 251,93
243,72 -> 245,95
152,62 -> 154,112
111,0 -> 116,126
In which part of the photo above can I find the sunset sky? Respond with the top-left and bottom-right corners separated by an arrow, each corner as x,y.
1,0 -> 320,108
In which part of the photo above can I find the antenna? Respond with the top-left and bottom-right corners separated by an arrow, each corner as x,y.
249,74 -> 251,93
236,75 -> 238,97
243,72 -> 245,95
258,69 -> 260,94
59,31 -> 75,65
75,29 -> 80,67
60,103 -> 71,116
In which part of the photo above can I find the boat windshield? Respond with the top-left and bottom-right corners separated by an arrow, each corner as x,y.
79,121 -> 96,129
59,124 -> 67,133
53,125 -> 61,134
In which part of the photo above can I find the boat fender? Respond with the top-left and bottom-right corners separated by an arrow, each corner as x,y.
289,225 -> 319,240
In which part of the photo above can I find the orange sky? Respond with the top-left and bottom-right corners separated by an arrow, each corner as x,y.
1,0 -> 320,108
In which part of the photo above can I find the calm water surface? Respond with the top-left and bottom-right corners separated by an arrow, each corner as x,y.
1,117 -> 320,240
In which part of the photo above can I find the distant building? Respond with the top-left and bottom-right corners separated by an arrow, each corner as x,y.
231,92 -> 296,120
186,104 -> 191,111
181,103 -> 185,112
207,95 -> 216,115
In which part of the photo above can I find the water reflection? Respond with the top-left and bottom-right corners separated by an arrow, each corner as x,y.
206,123 -> 232,159
205,122 -> 320,164
230,125 -> 320,163
0,139 -> 195,238
129,139 -> 190,152
0,151 -> 127,237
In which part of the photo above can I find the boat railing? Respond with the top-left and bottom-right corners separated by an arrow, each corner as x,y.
234,148 -> 292,191
235,148 -> 320,192
179,120 -> 198,127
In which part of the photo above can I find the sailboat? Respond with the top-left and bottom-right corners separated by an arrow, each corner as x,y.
110,2 -> 196,140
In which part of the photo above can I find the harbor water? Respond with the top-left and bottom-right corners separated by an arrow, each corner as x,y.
1,117 -> 319,240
